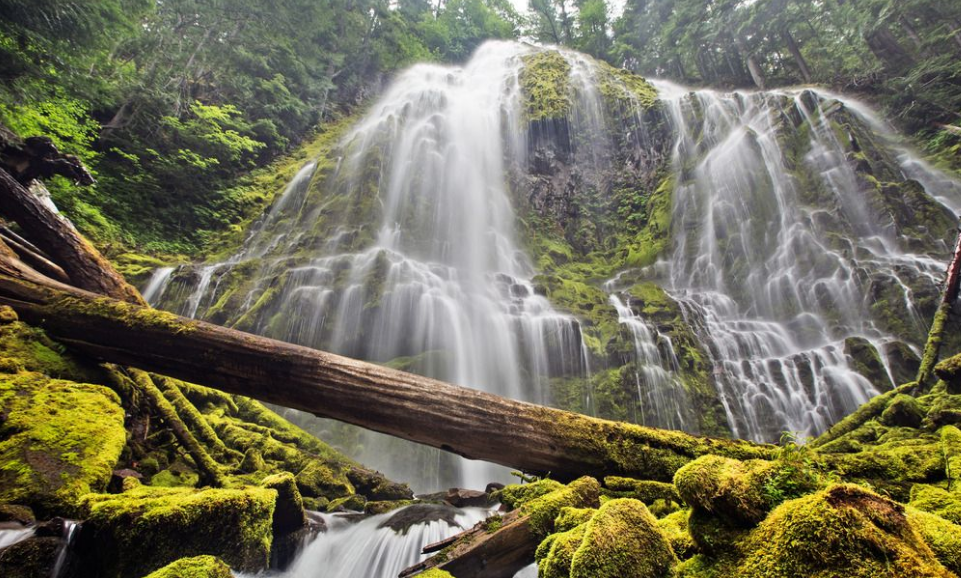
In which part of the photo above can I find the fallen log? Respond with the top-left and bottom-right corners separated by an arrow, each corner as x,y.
401,511 -> 537,578
916,218 -> 961,389
0,167 -> 145,305
0,261 -> 774,482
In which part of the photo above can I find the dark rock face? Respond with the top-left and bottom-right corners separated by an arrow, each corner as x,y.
444,488 -> 492,508
0,536 -> 64,578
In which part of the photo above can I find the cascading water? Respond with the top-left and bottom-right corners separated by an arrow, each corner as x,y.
264,507 -> 490,578
148,41 -> 592,491
650,80 -> 961,441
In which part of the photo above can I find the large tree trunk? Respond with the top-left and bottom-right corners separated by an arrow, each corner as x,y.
0,168 -> 145,305
864,26 -> 915,72
781,28 -> 813,83
0,261 -> 775,482
916,222 -> 961,388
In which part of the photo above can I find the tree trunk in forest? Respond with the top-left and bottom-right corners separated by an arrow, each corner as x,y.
781,28 -> 813,83
864,26 -> 915,72
898,15 -> 928,55
0,261 -> 775,482
0,168 -> 146,305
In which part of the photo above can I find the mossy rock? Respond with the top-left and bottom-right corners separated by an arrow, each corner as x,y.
519,50 -> 572,122
326,494 -> 366,513
0,372 -> 125,515
141,556 -> 232,578
261,472 -> 306,535
238,448 -> 267,474
296,462 -> 354,500
0,503 -> 35,524
77,485 -> 276,577
907,506 -> 961,575
674,456 -> 803,526
495,478 -> 565,510
536,522 -> 588,578
554,506 -> 596,532
738,484 -> 955,577
568,498 -> 677,578
881,394 -> 926,428
364,499 -> 413,515
935,354 -> 961,392
521,477 -> 602,537
0,320 -> 99,380
910,484 -> 961,525
417,570 -> 454,578
686,507 -> 748,557
604,476 -> 681,504
0,536 -> 63,578
657,509 -> 696,560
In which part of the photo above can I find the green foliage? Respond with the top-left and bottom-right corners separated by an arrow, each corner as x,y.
142,556 -> 232,578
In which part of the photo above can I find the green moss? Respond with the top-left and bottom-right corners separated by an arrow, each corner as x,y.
416,570 -> 454,578
261,472 -> 306,534
141,556 -> 232,578
686,507 -> 748,557
595,61 -> 658,110
522,477 -> 602,537
554,506 -> 597,532
238,448 -> 267,474
150,468 -> 200,488
80,485 -> 276,577
495,478 -> 565,510
604,476 -> 681,505
364,500 -> 414,515
536,522 -> 588,578
910,484 -> 961,525
326,494 -> 366,512
0,320 -> 96,379
907,506 -> 961,575
0,372 -> 125,515
674,455 -> 822,526
51,296 -> 196,335
739,484 -> 953,578
881,394 -> 926,428
657,509 -> 696,560
935,354 -> 961,392
568,498 -> 677,578
943,426 -> 961,491
519,51 -> 572,122
295,462 -> 354,500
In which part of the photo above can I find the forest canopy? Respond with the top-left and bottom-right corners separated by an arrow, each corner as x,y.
1,0 -> 959,256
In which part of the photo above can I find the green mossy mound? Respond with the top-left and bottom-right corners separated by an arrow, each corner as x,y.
536,522 -> 589,578
0,371 -> 125,515
521,476 -> 602,537
935,354 -> 961,392
261,472 -> 306,534
495,478 -> 565,510
907,506 -> 961,575
657,509 -> 696,560
882,394 -> 926,428
673,454 -> 821,526
910,484 -> 961,525
77,485 -> 276,577
604,476 -> 681,505
141,556 -> 232,578
554,506 -> 596,532
567,498 -> 676,578
739,484 -> 954,578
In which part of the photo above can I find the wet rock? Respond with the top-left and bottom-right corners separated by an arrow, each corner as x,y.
0,504 -> 34,525
107,469 -> 143,494
444,488 -> 491,508
271,517 -> 324,570
326,494 -> 366,513
0,536 -> 62,578
378,504 -> 460,534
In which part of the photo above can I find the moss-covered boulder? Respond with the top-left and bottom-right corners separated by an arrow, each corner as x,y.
261,472 -> 306,535
910,484 -> 961,525
738,484 -> 954,578
604,476 -> 681,505
554,506 -> 596,532
536,522 -> 589,578
0,372 -> 125,515
77,485 -> 276,577
907,506 -> 961,575
882,394 -> 926,428
521,477 -> 601,537
495,478 -> 565,510
568,498 -> 677,578
673,455 -> 821,526
326,493 -> 366,513
935,354 -> 961,393
295,461 -> 353,499
141,556 -> 232,578
657,509 -> 696,560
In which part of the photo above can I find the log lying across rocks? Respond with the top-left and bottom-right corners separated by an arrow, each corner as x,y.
0,256 -> 775,482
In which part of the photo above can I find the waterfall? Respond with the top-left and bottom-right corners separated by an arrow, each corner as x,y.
0,526 -> 34,549
652,80 -> 961,441
148,41 -> 592,491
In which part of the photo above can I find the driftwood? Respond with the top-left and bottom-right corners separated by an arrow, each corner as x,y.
401,511 -> 537,578
0,258 -> 775,482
